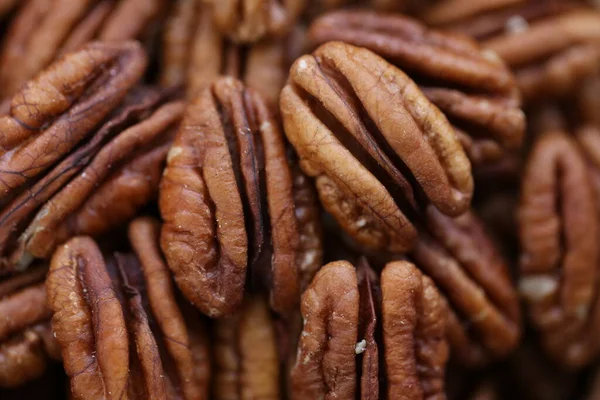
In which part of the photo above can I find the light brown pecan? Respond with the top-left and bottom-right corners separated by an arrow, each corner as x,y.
160,77 -> 322,317
518,127 -> 600,367
0,0 -> 165,101
308,10 -> 525,167
0,264 -> 60,388
0,42 -> 185,274
161,0 -> 293,105
204,0 -> 305,43
281,41 -> 473,253
213,295 -> 280,399
412,206 -> 521,367
47,222 -> 211,399
291,259 -> 448,400
429,2 -> 600,103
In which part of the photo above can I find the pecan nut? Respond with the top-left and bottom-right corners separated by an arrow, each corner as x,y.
160,0 -> 292,105
411,206 -> 521,366
0,0 -> 165,102
308,10 -> 526,167
518,126 -> 600,367
281,41 -> 473,253
291,259 -> 448,399
0,264 -> 60,388
204,0 -> 305,43
47,218 -> 211,399
160,77 -> 322,317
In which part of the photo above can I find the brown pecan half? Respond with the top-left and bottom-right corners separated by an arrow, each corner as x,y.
204,0 -> 305,43
291,259 -> 448,399
160,77 -> 322,317
412,206 -> 521,367
0,45 -> 180,273
0,264 -> 60,388
281,41 -> 473,253
48,225 -> 211,399
0,0 -> 164,101
308,10 -> 525,166
518,128 -> 600,367
213,295 -> 280,399
161,0 -> 292,105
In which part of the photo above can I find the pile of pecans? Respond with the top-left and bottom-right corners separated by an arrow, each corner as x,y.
0,0 -> 600,399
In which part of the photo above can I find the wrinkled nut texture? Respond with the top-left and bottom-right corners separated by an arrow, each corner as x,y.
308,10 -> 525,166
0,0 -> 164,101
161,76 -> 322,317
48,227 -> 211,399
428,1 -> 600,102
0,265 -> 59,388
281,41 -> 473,253
519,130 -> 600,367
412,206 -> 521,367
291,260 -> 448,400
213,296 -> 280,399
161,0 -> 289,105
205,0 -> 305,43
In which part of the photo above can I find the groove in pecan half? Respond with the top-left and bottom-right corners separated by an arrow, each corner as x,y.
204,0 -> 305,43
481,8 -> 600,102
129,217 -> 210,399
0,0 -> 163,101
161,0 -> 290,105
281,41 -> 472,252
381,260 -> 448,400
308,10 -> 525,165
47,237 -> 129,400
213,295 -> 280,399
357,258 -> 379,400
0,264 -> 59,388
412,206 -> 521,367
519,129 -> 600,367
161,77 -> 321,317
0,41 -> 146,207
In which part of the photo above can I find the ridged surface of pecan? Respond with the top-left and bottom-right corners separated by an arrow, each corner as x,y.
160,77 -> 322,317
281,41 -> 472,253
308,10 -> 525,166
412,206 -> 521,366
519,126 -> 600,367
0,265 -> 59,388
0,0 -> 164,101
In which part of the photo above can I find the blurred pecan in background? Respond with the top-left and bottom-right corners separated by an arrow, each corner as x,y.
0,0 -> 165,103
518,117 -> 600,367
204,0 -> 305,43
291,259 -> 448,399
411,206 -> 521,367
281,41 -> 473,253
47,218 -> 211,400
422,0 -> 600,103
308,10 -> 525,167
160,76 -> 323,317
0,42 -> 183,274
213,295 -> 281,399
161,0 -> 293,105
0,264 -> 60,388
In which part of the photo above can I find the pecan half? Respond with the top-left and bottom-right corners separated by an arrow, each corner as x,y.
412,206 -> 521,366
518,127 -> 600,367
47,221 -> 211,399
161,0 -> 292,105
160,77 -> 322,317
204,0 -> 305,43
0,264 -> 60,388
291,259 -> 448,399
281,41 -> 473,253
213,295 -> 281,399
308,10 -> 525,167
0,0 -> 164,101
